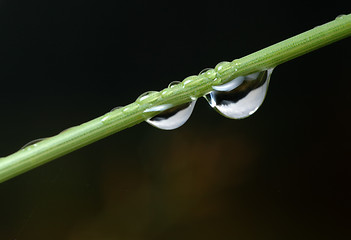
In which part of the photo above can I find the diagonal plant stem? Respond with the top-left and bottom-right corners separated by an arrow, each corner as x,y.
1,14 -> 351,183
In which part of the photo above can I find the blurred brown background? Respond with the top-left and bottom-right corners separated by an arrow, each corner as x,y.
0,1 -> 350,239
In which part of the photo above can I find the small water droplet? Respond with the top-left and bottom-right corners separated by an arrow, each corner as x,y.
215,61 -> 233,79
210,78 -> 222,88
21,138 -> 46,149
60,126 -> 77,134
123,103 -> 139,114
137,91 -> 159,103
110,106 -> 122,112
146,100 -> 196,130
205,68 -> 274,119
199,68 -> 213,75
232,60 -> 240,72
161,88 -> 173,97
215,61 -> 230,72
101,114 -> 110,123
182,76 -> 198,87
336,14 -> 345,20
200,68 -> 217,81
168,81 -> 181,88
180,76 -> 201,100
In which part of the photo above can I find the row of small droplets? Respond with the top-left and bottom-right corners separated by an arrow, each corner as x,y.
98,60 -> 241,125
134,59 -> 240,107
20,60 -> 241,149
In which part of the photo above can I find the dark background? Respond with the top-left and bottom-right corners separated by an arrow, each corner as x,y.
0,1 -> 350,239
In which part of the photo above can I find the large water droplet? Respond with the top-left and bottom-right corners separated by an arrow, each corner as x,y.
205,68 -> 274,119
145,100 -> 196,130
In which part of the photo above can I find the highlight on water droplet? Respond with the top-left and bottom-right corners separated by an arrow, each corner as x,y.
101,115 -> 109,122
205,68 -> 274,119
145,100 -> 196,130
212,76 -> 245,91
144,104 -> 174,113
122,103 -> 139,114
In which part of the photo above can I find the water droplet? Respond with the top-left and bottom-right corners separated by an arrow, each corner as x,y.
215,61 -> 236,80
168,81 -> 181,88
232,60 -> 240,66
137,91 -> 160,103
144,104 -> 174,113
101,114 -> 110,123
215,61 -> 230,72
205,68 -> 274,119
60,126 -> 77,134
110,106 -> 122,112
21,138 -> 46,149
212,76 -> 245,91
232,60 -> 240,72
122,103 -> 139,114
336,14 -> 345,20
200,68 -> 217,81
161,88 -> 173,97
199,68 -> 213,75
182,76 -> 198,87
146,100 -> 196,130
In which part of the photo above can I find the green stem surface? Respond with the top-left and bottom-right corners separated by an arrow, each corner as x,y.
1,14 -> 351,183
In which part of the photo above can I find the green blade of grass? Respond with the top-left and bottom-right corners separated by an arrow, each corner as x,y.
1,14 -> 351,183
